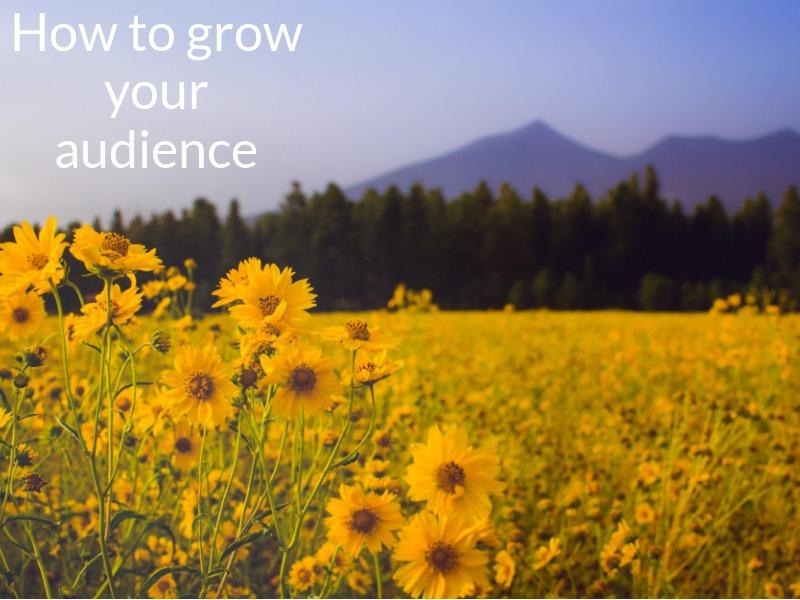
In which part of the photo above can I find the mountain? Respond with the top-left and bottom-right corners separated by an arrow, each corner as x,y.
346,121 -> 800,210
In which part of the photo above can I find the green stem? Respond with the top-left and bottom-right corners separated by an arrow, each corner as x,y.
332,384 -> 377,469
22,514 -> 52,598
372,551 -> 383,600
48,281 -> 86,448
105,326 -> 138,492
318,545 -> 340,599
196,425 -> 208,577
104,282 -> 114,509
208,408 -> 243,569
0,384 -> 22,524
278,351 -> 358,597
50,280 -> 116,598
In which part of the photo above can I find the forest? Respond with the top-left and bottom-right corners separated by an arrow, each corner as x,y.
10,166 -> 800,311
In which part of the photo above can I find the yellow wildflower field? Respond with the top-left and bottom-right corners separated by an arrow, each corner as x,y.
0,219 -> 797,599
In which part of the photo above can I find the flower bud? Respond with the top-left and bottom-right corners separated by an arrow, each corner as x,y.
240,368 -> 258,389
23,473 -> 47,493
151,330 -> 171,354
24,346 -> 47,368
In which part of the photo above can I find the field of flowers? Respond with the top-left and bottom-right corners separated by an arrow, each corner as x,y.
0,217 -> 798,599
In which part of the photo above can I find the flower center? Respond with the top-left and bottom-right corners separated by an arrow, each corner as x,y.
184,371 -> 215,401
287,364 -> 316,394
27,252 -> 49,270
16,448 -> 34,468
175,437 -> 193,454
435,461 -> 465,494
12,307 -> 30,324
345,319 -> 370,341
359,362 -> 377,374
426,541 -> 458,573
157,580 -> 171,593
258,295 -> 281,317
349,508 -> 379,535
102,233 -> 131,257
260,322 -> 282,338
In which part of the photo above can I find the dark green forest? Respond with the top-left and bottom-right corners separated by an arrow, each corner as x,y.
10,167 -> 800,311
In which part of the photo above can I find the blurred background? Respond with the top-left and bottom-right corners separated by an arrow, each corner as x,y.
2,0 -> 799,310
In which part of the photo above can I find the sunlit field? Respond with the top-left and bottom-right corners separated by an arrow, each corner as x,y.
0,219 -> 798,599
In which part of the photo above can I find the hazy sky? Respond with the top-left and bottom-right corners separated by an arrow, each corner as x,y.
1,0 -> 798,225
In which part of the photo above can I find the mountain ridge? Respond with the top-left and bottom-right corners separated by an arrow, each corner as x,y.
346,121 -> 800,210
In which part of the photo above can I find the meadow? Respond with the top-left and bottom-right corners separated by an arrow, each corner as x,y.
0,218 -> 797,599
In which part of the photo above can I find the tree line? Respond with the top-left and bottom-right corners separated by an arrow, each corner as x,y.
8,166 -> 800,311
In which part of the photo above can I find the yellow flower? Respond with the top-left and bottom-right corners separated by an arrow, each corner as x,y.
14,443 -> 39,472
238,323 -> 287,369
320,319 -> 396,352
347,571 -> 371,595
225,263 -> 316,330
315,541 -> 353,576
70,224 -> 161,276
465,517 -> 501,549
764,582 -> 784,599
393,511 -> 488,599
153,296 -> 171,319
73,278 -> 143,339
324,484 -> 404,556
789,581 -> 800,598
148,574 -> 177,599
142,280 -> 165,299
288,555 -> 319,593
0,216 -> 67,294
162,345 -> 237,427
493,550 -> 515,589
601,521 -> 639,575
160,421 -> 202,471
532,537 -> 560,570
62,313 -> 86,353
0,407 -> 12,430
260,344 -> 339,418
0,290 -> 45,341
747,557 -> 763,571
167,274 -> 188,291
634,502 -> 655,525
637,461 -> 661,486
405,424 -> 503,519
211,257 -> 263,308
354,350 -> 403,386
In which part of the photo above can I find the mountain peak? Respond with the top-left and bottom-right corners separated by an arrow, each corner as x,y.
506,119 -> 574,143
518,119 -> 557,134
347,121 -> 800,210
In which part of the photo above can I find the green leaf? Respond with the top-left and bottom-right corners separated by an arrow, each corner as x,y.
108,509 -> 146,536
2,515 -> 59,529
136,565 -> 201,599
334,451 -> 360,468
144,521 -> 177,562
218,529 -> 271,561
54,415 -> 82,445
116,381 -> 155,395
251,501 -> 290,522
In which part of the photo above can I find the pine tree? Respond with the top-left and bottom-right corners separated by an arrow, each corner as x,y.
769,186 -> 800,296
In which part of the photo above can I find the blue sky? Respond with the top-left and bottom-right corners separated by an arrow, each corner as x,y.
1,0 -> 798,224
